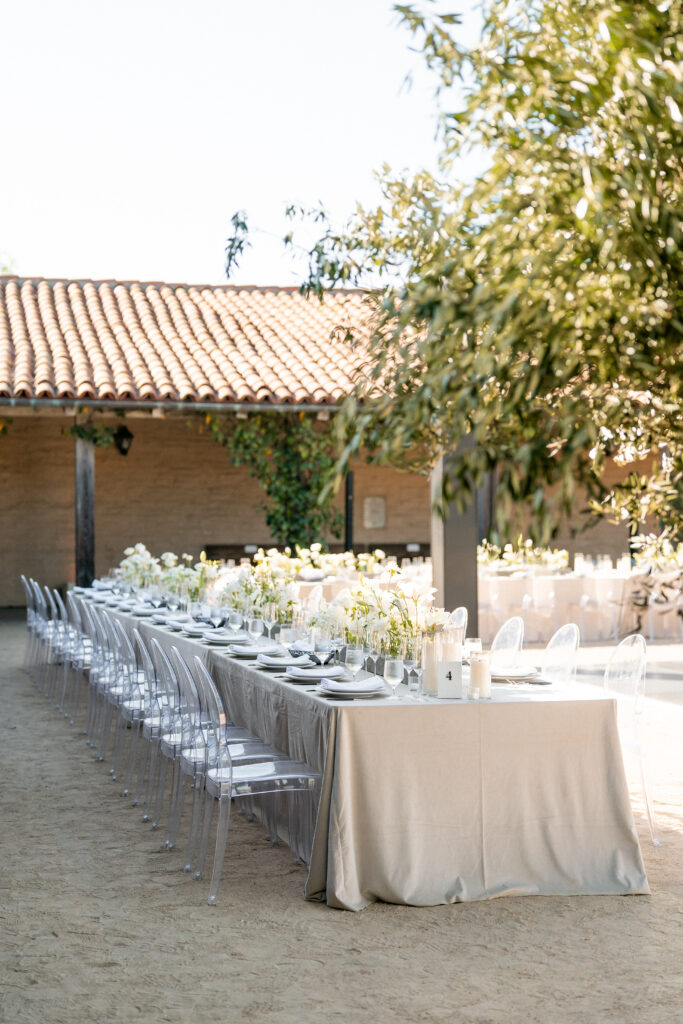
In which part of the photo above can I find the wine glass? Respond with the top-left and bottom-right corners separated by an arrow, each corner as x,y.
166,591 -> 180,615
329,629 -> 345,666
363,628 -> 378,674
383,656 -> 405,700
408,634 -> 425,702
344,645 -> 365,680
262,602 -> 276,639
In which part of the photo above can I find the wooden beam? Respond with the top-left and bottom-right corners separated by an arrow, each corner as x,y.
75,437 -> 95,586
344,470 -> 355,551
430,454 -> 479,635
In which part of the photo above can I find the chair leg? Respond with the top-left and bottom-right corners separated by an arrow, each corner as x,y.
166,763 -> 186,850
208,795 -> 232,906
151,753 -> 169,831
143,743 -> 160,822
122,721 -> 140,797
194,791 -> 215,880
69,668 -> 85,726
110,714 -> 128,779
639,756 -> 661,847
184,773 -> 204,872
133,738 -> 150,807
98,702 -> 114,762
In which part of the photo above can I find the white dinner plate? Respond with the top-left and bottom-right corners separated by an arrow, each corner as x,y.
320,678 -> 386,696
314,687 -> 386,700
131,606 -> 155,617
256,652 -> 312,669
491,665 -> 541,681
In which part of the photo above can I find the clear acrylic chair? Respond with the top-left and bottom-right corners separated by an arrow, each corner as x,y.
603,634 -> 660,846
490,616 -> 524,668
541,622 -> 580,686
450,606 -> 468,635
20,574 -> 39,675
192,653 -> 322,905
63,593 -> 93,725
170,650 -> 282,876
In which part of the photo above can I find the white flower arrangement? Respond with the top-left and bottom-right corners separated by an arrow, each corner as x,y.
114,545 -> 219,599
477,538 -> 569,570
116,543 -> 162,587
327,575 -> 449,654
113,543 -> 447,646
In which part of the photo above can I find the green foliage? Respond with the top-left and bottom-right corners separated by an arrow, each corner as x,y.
0,417 -> 11,436
290,0 -> 683,543
224,211 -> 251,278
67,421 -> 118,448
206,412 -> 344,549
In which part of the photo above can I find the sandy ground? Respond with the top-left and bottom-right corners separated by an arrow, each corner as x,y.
1,615 -> 682,1024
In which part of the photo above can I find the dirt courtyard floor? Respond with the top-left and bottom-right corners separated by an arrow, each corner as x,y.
1,616 -> 682,1024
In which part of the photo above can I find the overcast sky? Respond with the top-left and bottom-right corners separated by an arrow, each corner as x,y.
1,0 -> 483,287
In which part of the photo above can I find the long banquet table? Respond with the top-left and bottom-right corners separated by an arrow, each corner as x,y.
105,605 -> 649,911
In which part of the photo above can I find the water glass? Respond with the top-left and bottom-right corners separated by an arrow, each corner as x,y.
247,617 -> 264,642
345,646 -> 365,679
227,609 -> 243,631
208,604 -> 224,629
279,623 -> 296,648
383,658 -> 405,700
464,637 -> 482,660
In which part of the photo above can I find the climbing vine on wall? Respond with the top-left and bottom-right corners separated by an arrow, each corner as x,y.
205,412 -> 343,549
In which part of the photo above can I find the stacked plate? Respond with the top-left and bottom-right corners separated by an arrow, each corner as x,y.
317,677 -> 387,700
227,639 -> 279,657
284,664 -> 346,684
200,629 -> 235,646
256,652 -> 313,670
490,665 -> 541,682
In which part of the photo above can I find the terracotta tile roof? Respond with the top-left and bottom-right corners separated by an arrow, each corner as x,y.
0,276 -> 372,406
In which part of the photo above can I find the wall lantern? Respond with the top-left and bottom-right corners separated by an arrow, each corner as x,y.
113,425 -> 134,456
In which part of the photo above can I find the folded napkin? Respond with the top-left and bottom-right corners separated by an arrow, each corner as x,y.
320,677 -> 385,694
227,641 -> 279,656
257,652 -> 311,668
285,664 -> 345,681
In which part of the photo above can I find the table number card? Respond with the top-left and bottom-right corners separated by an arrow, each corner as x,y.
437,660 -> 463,698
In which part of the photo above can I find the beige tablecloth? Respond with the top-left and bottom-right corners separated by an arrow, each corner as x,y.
103,605 -> 649,911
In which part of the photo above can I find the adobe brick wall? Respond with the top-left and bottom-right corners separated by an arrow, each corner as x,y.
0,412 -> 432,606
0,411 -> 641,607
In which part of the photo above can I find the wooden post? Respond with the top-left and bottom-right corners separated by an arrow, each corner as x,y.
430,453 -> 479,634
75,437 -> 95,586
344,470 -> 354,551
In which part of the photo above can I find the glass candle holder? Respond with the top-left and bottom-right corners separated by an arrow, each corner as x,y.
470,651 -> 491,700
